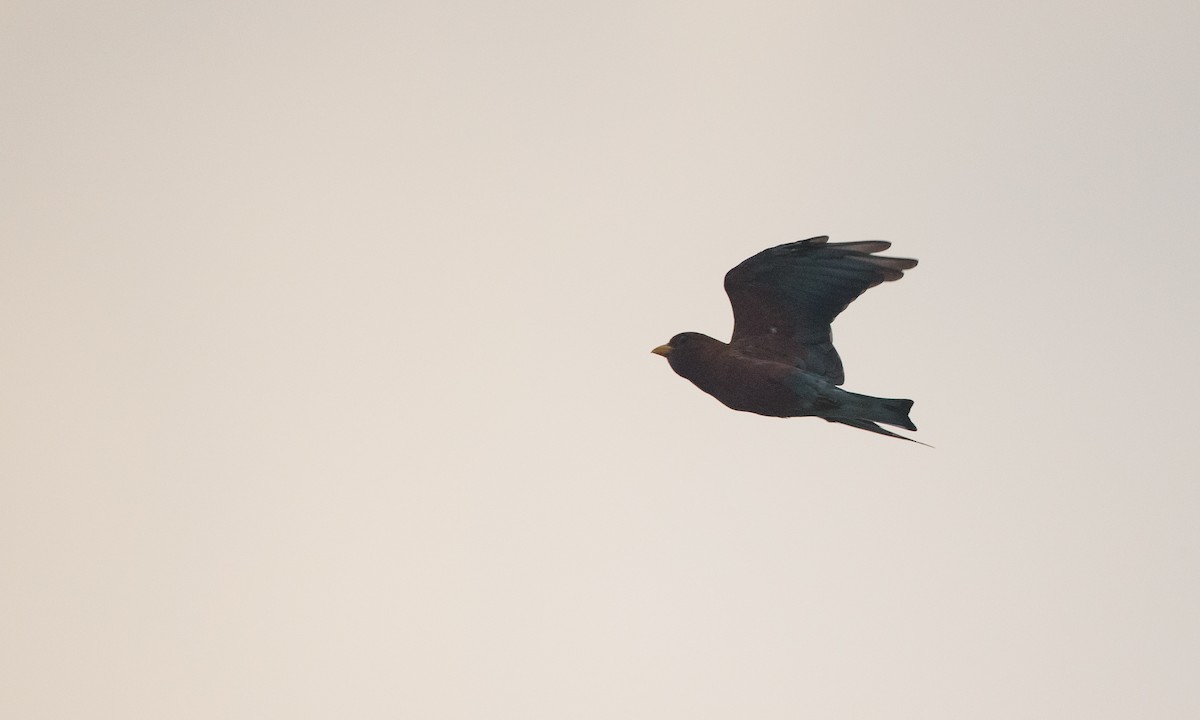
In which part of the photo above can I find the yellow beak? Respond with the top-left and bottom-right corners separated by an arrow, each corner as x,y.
651,344 -> 672,357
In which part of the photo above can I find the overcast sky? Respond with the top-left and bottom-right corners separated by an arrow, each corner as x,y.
4,1 -> 1199,718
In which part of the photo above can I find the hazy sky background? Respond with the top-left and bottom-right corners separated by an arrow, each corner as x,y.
4,0 -> 1199,717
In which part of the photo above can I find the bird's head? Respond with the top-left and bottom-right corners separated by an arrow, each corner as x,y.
651,332 -> 725,379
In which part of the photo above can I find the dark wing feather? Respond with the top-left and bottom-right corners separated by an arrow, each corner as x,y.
723,236 -> 917,384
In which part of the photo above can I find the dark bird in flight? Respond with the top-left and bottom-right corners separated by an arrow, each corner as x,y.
652,236 -> 923,443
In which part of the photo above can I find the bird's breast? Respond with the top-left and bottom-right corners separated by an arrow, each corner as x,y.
679,354 -> 800,418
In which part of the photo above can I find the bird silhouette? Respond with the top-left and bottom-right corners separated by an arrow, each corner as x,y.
652,236 -> 924,444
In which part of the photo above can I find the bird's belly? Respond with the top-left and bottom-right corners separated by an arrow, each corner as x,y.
694,377 -> 799,418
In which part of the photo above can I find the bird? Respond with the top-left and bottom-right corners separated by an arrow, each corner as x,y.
651,235 -> 924,444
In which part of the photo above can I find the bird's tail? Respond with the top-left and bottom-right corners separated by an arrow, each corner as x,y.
872,397 -> 916,431
829,417 -> 931,447
827,392 -> 925,443
788,373 -> 923,443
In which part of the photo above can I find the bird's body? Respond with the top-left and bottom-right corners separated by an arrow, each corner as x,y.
652,236 -> 922,443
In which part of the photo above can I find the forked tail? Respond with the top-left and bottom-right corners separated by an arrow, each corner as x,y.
876,397 -> 916,431
829,417 -> 931,447
832,394 -> 927,445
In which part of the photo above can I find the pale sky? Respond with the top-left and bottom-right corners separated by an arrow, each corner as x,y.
4,1 -> 1199,718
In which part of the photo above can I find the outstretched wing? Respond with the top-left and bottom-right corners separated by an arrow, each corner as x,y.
723,236 -> 917,384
